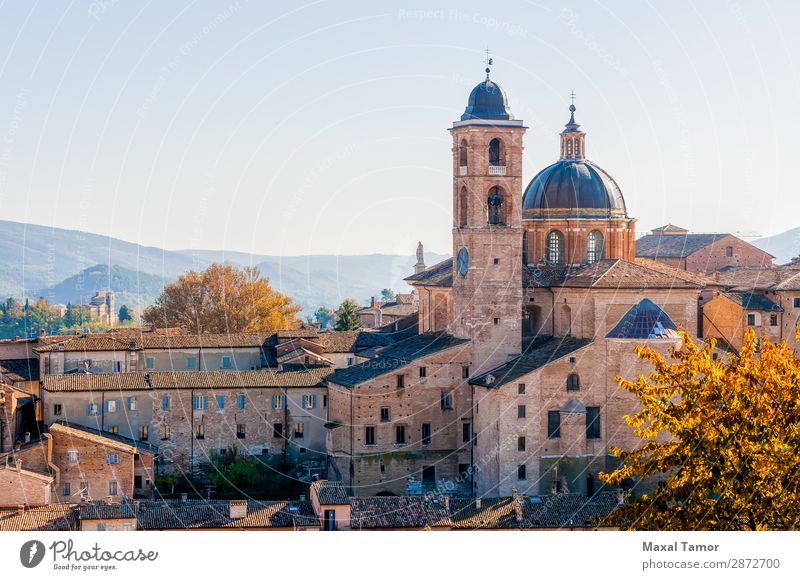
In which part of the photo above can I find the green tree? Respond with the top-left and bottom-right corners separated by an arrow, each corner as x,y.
380,288 -> 395,302
118,305 -> 133,322
313,306 -> 336,329
599,328 -> 800,530
334,298 -> 362,331
207,446 -> 262,493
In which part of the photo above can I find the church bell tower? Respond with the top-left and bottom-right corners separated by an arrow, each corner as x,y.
449,61 -> 527,373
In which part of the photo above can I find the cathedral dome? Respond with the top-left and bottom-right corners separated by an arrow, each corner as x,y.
461,79 -> 513,121
522,103 -> 626,215
522,159 -> 625,212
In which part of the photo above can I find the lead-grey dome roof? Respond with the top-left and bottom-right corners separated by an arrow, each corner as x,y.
461,79 -> 513,121
522,159 -> 625,212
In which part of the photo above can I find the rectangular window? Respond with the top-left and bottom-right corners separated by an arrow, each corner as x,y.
302,394 -> 317,409
323,395 -> 328,408
221,356 -> 232,369
419,366 -> 427,378
395,425 -> 406,445
127,397 -> 137,411
106,400 -> 118,413
440,392 -> 453,410
107,425 -> 118,434
493,318 -> 500,325
187,356 -> 197,370
237,394 -> 246,410
462,366 -> 470,379
396,374 -> 405,389
462,422 -> 471,443
61,482 -> 70,497
517,405 -> 526,419
365,426 -> 376,446
272,394 -> 285,410
517,464 -> 527,480
294,423 -> 304,438
80,481 -> 89,496
107,453 -> 119,465
236,424 -> 246,439
87,403 -> 100,416
548,411 -> 561,439
421,423 -> 431,445
193,395 -> 208,410
66,450 -> 80,463
347,357 -> 355,366
216,395 -> 225,409
53,404 -> 62,416
109,481 -> 118,496
380,407 -> 390,422
272,423 -> 283,438
770,313 -> 778,326
795,297 -> 800,308
113,361 -> 121,373
161,395 -> 171,411
518,436 -> 526,451
726,246 -> 733,257
747,313 -> 756,326
146,357 -> 154,369
518,383 -> 525,394
586,406 -> 601,439
195,423 -> 205,439
160,425 -> 171,440
422,465 -> 436,483
138,425 -> 149,441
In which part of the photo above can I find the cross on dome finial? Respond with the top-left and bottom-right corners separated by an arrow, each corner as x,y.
484,47 -> 493,80
569,90 -> 576,112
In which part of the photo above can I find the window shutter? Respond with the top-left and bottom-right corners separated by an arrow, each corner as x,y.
311,394 -> 317,408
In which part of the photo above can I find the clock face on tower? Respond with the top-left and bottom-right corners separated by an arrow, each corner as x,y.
457,247 -> 469,277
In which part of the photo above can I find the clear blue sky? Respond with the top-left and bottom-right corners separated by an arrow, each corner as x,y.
0,0 -> 797,257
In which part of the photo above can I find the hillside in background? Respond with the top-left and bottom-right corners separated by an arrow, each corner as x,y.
0,220 -> 447,313
38,264 -> 166,310
753,227 -> 800,265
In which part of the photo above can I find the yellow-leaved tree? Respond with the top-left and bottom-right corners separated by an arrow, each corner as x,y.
143,263 -> 301,334
600,328 -> 800,530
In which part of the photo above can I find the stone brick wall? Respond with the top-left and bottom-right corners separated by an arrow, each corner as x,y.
51,430 -> 136,501
0,466 -> 51,507
327,345 -> 472,496
685,236 -> 773,273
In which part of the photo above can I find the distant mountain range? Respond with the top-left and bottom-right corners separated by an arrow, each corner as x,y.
0,220 -> 447,313
752,227 -> 800,265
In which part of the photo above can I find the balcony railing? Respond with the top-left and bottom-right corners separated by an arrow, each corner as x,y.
459,166 -> 467,176
488,165 -> 507,176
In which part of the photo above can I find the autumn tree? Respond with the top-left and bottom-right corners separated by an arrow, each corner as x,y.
600,328 -> 800,530
334,298 -> 362,331
142,263 -> 301,334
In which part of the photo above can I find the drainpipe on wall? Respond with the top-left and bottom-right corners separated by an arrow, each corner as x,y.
190,388 -> 195,481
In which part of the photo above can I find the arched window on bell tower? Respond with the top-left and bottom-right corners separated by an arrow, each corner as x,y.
459,139 -> 468,170
459,186 -> 469,227
587,230 -> 604,264
487,186 -> 505,225
547,230 -> 564,264
488,138 -> 504,166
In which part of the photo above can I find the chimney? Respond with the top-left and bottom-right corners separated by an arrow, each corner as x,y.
13,336 -> 19,341
511,488 -> 523,523
15,458 -> 22,472
39,328 -> 46,337
105,495 -> 114,505
616,488 -> 625,506
370,296 -> 376,308
180,493 -> 188,503
475,498 -> 481,509
444,495 -> 450,510
24,432 -> 30,443
229,500 -> 247,520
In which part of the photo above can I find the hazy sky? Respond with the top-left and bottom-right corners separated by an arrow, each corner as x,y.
0,0 -> 798,257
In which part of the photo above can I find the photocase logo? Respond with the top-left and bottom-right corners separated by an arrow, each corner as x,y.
20,540 -> 46,568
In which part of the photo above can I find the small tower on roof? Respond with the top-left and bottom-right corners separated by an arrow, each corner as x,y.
414,242 -> 426,275
559,92 -> 586,161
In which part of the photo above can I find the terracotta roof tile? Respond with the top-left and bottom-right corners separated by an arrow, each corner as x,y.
404,258 -> 453,287
0,358 -> 40,382
349,496 -> 451,529
0,504 -> 78,531
311,480 -> 349,505
134,499 -> 316,529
